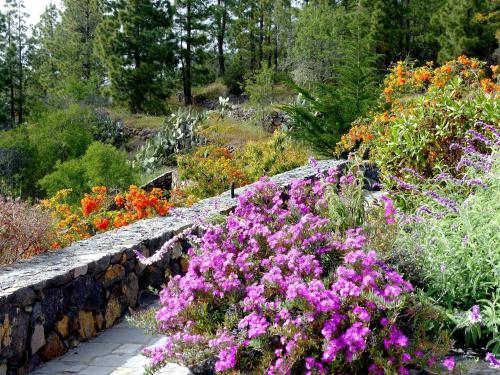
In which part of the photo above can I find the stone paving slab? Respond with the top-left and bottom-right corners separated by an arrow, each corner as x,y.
28,318 -> 191,375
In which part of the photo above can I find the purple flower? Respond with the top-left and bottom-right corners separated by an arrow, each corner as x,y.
424,190 -> 458,213
215,346 -> 238,372
442,357 -> 455,371
486,353 -> 500,368
470,305 -> 481,323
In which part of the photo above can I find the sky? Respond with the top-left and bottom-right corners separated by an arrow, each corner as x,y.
0,0 -> 61,26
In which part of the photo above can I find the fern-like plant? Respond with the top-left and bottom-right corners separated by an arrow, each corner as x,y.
284,3 -> 378,156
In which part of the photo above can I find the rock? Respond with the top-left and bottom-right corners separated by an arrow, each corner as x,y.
90,255 -> 111,273
10,287 -> 36,307
0,364 -> 6,375
105,264 -> 125,286
30,302 -> 43,324
55,316 -> 70,338
105,296 -> 121,328
138,290 -> 157,307
78,311 -> 96,340
142,266 -> 164,289
189,357 -> 217,375
171,242 -> 183,259
30,323 -> 45,354
261,111 -> 288,133
95,313 -> 104,331
40,288 -> 65,328
73,264 -> 88,278
0,306 -> 29,360
122,273 -> 139,307
38,333 -> 66,361
180,257 -> 190,274
68,275 -> 104,312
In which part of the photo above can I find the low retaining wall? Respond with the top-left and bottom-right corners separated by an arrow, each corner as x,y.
0,160 -> 351,375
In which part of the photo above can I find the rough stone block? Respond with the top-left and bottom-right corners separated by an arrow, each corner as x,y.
105,264 -> 126,287
38,332 -> 67,361
78,311 -> 96,340
122,274 -> 139,308
31,323 -> 46,355
105,297 -> 121,329
55,316 -> 70,338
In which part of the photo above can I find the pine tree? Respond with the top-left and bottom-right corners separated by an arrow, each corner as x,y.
212,0 -> 231,76
57,0 -> 105,101
361,0 -> 443,66
175,0 -> 210,105
96,0 -> 176,113
433,0 -> 498,63
336,0 -> 378,122
3,0 -> 29,125
28,4 -> 61,99
229,0 -> 260,72
290,1 -> 346,84
284,0 -> 378,156
0,11 -> 9,128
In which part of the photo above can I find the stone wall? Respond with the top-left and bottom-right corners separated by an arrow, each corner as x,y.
0,160 -> 349,375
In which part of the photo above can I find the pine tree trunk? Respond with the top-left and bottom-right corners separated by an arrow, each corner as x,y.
217,0 -> 226,76
274,34 -> 278,72
184,1 -> 193,106
258,14 -> 264,68
7,17 -> 15,126
82,0 -> 91,80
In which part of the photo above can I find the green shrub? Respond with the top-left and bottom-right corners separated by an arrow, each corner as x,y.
39,142 -> 137,202
28,104 -> 96,178
177,146 -> 249,199
237,131 -> 308,181
81,142 -> 136,190
340,58 -> 499,179
223,58 -> 245,95
390,125 -> 500,354
244,66 -> 275,108
0,127 -> 38,197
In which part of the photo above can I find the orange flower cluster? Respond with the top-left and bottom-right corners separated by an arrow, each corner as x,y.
481,78 -> 498,93
81,186 -> 107,216
41,189 -> 91,248
338,56 -> 498,156
381,56 -> 494,104
44,185 -> 174,247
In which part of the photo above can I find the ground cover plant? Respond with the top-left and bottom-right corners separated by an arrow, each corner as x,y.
135,165 -> 457,374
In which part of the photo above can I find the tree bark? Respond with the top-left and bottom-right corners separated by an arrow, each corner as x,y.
184,1 -> 193,106
217,0 -> 226,76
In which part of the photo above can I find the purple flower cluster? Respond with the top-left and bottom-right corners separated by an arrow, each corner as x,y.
142,172 -> 446,374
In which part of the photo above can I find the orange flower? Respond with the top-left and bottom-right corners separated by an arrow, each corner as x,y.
114,194 -> 125,207
491,65 -> 498,78
92,186 -> 107,195
414,68 -> 431,83
481,78 -> 496,93
457,55 -> 470,66
51,242 -> 62,249
81,195 -> 100,216
94,217 -> 110,231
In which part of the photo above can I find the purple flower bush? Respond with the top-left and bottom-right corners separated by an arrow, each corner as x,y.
140,169 -> 451,374
388,122 -> 500,361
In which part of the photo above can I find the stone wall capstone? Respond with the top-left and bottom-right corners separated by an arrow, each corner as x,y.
0,160 -> 348,375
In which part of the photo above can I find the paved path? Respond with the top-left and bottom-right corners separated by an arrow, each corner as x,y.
29,319 -> 190,375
